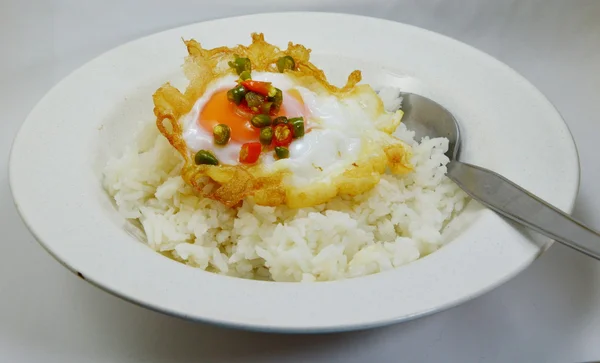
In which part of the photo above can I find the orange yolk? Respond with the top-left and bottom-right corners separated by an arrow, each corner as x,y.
198,89 -> 306,143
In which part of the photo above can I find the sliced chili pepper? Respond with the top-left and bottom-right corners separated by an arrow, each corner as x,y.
212,124 -> 231,145
195,150 -> 219,165
274,146 -> 289,159
239,142 -> 262,164
245,91 -> 265,108
227,85 -> 247,105
228,55 -> 251,75
273,123 -> 293,147
259,127 -> 273,145
241,80 -> 277,97
236,93 -> 274,115
276,56 -> 295,73
250,114 -> 272,128
239,70 -> 252,81
289,117 -> 305,138
268,88 -> 283,113
260,101 -> 273,115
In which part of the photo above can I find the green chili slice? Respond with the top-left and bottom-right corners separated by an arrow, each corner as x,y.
259,127 -> 274,145
227,85 -> 247,105
289,117 -> 305,138
239,70 -> 252,81
276,56 -> 295,72
268,88 -> 283,112
274,146 -> 290,159
213,124 -> 231,145
250,114 -> 272,128
228,55 -> 251,75
195,150 -> 219,165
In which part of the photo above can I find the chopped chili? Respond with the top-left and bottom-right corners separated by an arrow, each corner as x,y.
213,124 -> 231,145
239,70 -> 252,81
274,146 -> 290,159
273,123 -> 293,147
259,127 -> 273,145
241,80 -> 277,97
250,114 -> 272,128
239,142 -> 262,164
245,92 -> 264,108
269,88 -> 283,113
228,56 -> 251,75
227,85 -> 247,105
195,150 -> 219,165
289,117 -> 305,138
276,56 -> 295,73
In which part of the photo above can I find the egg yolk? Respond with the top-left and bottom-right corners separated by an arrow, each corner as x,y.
198,89 -> 306,143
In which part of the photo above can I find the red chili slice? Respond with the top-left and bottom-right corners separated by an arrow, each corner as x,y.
239,142 -> 262,164
273,124 -> 293,147
241,80 -> 276,97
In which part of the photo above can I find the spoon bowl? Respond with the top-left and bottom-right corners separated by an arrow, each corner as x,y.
399,92 -> 461,160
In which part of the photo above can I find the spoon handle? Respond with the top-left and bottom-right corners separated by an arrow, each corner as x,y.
447,160 -> 600,259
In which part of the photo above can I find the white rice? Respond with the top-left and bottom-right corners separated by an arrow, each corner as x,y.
102,92 -> 468,282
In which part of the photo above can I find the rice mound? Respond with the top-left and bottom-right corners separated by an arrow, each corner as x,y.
103,98 -> 468,282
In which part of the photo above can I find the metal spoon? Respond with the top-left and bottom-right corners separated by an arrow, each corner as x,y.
398,92 -> 600,259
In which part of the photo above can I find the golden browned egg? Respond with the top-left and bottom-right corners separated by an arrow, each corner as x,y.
152,33 -> 413,208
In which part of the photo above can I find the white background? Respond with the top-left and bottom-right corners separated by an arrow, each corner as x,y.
1,1 -> 600,362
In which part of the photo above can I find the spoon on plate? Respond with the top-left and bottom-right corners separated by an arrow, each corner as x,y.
398,92 -> 600,260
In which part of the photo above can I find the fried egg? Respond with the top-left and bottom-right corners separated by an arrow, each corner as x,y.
153,33 -> 413,208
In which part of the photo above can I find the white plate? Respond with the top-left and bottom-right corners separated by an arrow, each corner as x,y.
9,13 -> 579,332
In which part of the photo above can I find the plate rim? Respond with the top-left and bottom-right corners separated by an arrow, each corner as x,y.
9,11 -> 581,332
